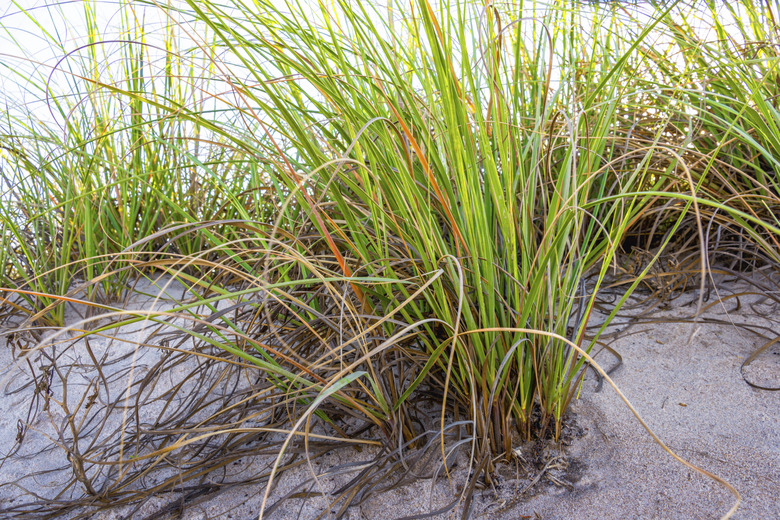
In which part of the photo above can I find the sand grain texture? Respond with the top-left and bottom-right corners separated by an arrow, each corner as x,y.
0,282 -> 778,520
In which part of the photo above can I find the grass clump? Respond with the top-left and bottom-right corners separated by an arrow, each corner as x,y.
0,1 -> 276,323
0,0 -> 778,518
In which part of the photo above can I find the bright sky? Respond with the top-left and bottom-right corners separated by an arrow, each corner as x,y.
0,0 -> 755,203
0,0 -> 753,128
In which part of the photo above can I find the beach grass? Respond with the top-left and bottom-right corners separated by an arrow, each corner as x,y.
0,0 -> 778,518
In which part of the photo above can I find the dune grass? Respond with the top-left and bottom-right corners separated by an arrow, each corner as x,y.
0,0 -> 778,518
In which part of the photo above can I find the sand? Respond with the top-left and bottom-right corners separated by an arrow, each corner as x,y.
0,278 -> 778,519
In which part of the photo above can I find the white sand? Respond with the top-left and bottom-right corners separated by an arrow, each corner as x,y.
1,280 -> 778,519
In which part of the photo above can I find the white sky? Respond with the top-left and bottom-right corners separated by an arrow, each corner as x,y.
0,0 -> 757,203
0,0 -> 755,128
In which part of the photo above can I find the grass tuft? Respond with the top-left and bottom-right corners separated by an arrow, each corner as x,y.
0,0 -> 778,518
